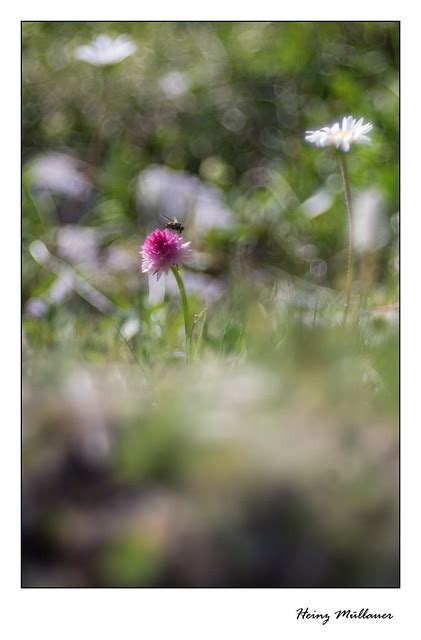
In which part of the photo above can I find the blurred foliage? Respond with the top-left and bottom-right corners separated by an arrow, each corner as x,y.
22,21 -> 399,587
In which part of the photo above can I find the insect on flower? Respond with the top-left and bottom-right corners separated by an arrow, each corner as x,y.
140,228 -> 192,279
162,215 -> 185,234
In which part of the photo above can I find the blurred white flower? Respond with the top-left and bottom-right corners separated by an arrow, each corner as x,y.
136,165 -> 233,231
305,116 -> 373,152
75,34 -> 136,67
301,188 -> 333,218
159,71 -> 189,97
148,272 -> 166,306
28,152 -> 92,201
352,188 -> 390,253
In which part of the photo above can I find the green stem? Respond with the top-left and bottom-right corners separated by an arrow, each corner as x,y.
171,266 -> 192,357
338,153 -> 354,320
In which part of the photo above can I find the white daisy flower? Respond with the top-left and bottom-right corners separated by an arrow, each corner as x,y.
305,116 -> 373,153
75,34 -> 136,67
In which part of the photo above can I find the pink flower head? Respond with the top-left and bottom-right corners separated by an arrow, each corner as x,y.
140,228 -> 191,279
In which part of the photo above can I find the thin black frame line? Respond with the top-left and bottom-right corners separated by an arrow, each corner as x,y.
20,19 -> 401,590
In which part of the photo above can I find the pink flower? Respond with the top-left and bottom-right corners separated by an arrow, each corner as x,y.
140,228 -> 191,279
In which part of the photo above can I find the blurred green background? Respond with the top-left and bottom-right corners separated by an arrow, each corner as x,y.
22,22 -> 399,587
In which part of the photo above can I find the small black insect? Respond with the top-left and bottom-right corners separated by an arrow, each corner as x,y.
162,215 -> 184,234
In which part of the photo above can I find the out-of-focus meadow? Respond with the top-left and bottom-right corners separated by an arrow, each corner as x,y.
22,22 -> 399,587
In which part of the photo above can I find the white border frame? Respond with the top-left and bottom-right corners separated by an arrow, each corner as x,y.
2,6 -> 418,639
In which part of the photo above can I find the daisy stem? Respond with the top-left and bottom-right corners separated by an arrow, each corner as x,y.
338,153 -> 354,320
171,266 -> 192,358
